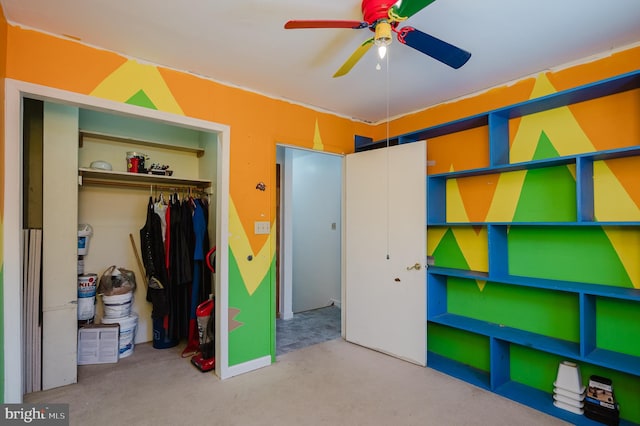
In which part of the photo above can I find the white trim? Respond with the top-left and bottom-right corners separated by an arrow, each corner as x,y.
276,143 -> 345,157
3,78 -> 231,400
215,123 -> 231,380
221,355 -> 271,380
3,80 -> 24,403
276,144 -> 344,323
340,156 -> 347,339
281,148 -> 294,321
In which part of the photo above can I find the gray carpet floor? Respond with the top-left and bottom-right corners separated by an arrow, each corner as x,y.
276,305 -> 341,356
25,337 -> 568,425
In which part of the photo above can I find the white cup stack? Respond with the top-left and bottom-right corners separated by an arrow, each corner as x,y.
553,361 -> 585,415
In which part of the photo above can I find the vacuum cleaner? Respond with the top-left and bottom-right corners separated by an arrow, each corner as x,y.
190,296 -> 215,372
191,246 -> 216,372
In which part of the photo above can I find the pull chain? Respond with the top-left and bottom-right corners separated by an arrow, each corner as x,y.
385,47 -> 391,260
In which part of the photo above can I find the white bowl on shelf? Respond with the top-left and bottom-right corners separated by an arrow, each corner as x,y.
553,393 -> 584,408
89,160 -> 112,171
553,400 -> 584,415
554,386 -> 585,401
554,361 -> 585,395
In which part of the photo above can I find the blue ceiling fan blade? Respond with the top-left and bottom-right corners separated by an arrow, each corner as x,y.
397,26 -> 471,69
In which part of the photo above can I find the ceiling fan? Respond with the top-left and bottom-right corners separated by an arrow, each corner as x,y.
284,0 -> 471,77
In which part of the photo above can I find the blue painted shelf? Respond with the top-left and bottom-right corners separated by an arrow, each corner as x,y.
427,354 -> 638,425
426,351 -> 490,390
429,313 -> 581,358
586,348 -> 640,377
366,69 -> 640,424
427,266 -> 640,302
495,381 -> 636,426
428,221 -> 640,226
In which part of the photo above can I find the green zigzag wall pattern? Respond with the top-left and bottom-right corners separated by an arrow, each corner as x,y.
427,323 -> 490,372
597,298 -> 640,357
228,248 -> 274,366
508,130 -> 632,287
127,90 -> 157,109
512,131 -> 576,222
431,228 -> 469,270
447,277 -> 579,342
508,226 -> 633,287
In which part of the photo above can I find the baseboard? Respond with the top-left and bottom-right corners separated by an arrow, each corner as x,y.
282,310 -> 293,320
330,298 -> 342,309
221,355 -> 271,380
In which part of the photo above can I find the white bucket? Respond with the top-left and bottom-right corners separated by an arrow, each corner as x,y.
102,313 -> 138,359
102,292 -> 133,319
77,274 -> 98,321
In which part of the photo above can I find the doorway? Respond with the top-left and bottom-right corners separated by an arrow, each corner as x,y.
275,146 -> 342,355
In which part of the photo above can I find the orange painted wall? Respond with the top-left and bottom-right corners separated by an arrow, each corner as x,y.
1,9 -> 639,385
2,22 -> 379,371
382,46 -> 640,144
4,26 -> 371,244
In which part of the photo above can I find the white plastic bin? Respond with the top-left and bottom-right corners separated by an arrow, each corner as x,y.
78,224 -> 93,256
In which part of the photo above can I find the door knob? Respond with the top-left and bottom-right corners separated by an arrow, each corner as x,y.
406,263 -> 422,271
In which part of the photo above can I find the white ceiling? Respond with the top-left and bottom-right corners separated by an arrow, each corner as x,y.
2,0 -> 640,123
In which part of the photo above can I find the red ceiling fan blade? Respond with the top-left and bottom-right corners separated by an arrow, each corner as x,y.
284,20 -> 368,30
397,26 -> 471,69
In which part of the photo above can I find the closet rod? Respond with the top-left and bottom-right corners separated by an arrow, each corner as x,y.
80,178 -> 213,195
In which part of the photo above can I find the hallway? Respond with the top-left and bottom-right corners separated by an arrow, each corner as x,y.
276,305 -> 341,356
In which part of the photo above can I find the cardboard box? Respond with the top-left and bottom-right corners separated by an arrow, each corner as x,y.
77,324 -> 119,365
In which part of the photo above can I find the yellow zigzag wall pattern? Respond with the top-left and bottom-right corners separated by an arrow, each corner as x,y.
435,73 -> 640,289
427,226 -> 488,291
91,60 -> 184,115
228,198 -> 275,296
88,59 -> 275,303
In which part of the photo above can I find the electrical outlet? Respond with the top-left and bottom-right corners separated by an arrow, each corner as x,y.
254,221 -> 270,235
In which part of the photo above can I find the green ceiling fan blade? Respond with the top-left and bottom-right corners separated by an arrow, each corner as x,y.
389,0 -> 437,21
333,38 -> 374,78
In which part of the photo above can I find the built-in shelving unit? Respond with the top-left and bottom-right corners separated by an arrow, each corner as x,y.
359,70 -> 640,425
78,130 -> 212,191
79,130 -> 205,157
78,167 -> 212,190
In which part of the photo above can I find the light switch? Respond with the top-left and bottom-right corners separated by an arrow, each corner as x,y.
254,221 -> 270,235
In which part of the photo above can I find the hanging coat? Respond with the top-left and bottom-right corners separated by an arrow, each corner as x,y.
199,197 -> 213,300
189,199 -> 208,320
139,197 -> 169,319
168,194 -> 193,339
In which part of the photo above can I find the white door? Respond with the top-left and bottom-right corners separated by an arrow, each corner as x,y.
42,102 -> 79,389
345,141 -> 426,365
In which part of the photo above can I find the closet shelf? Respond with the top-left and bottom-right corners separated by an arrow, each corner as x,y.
79,130 -> 206,157
78,168 -> 212,190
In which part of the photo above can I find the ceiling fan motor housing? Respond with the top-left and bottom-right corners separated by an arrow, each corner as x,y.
362,0 -> 397,28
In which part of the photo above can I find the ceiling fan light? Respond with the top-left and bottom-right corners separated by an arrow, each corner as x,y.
374,21 -> 392,47
377,44 -> 387,59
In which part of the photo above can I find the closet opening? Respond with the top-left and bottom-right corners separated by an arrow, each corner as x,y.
4,80 -> 230,402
